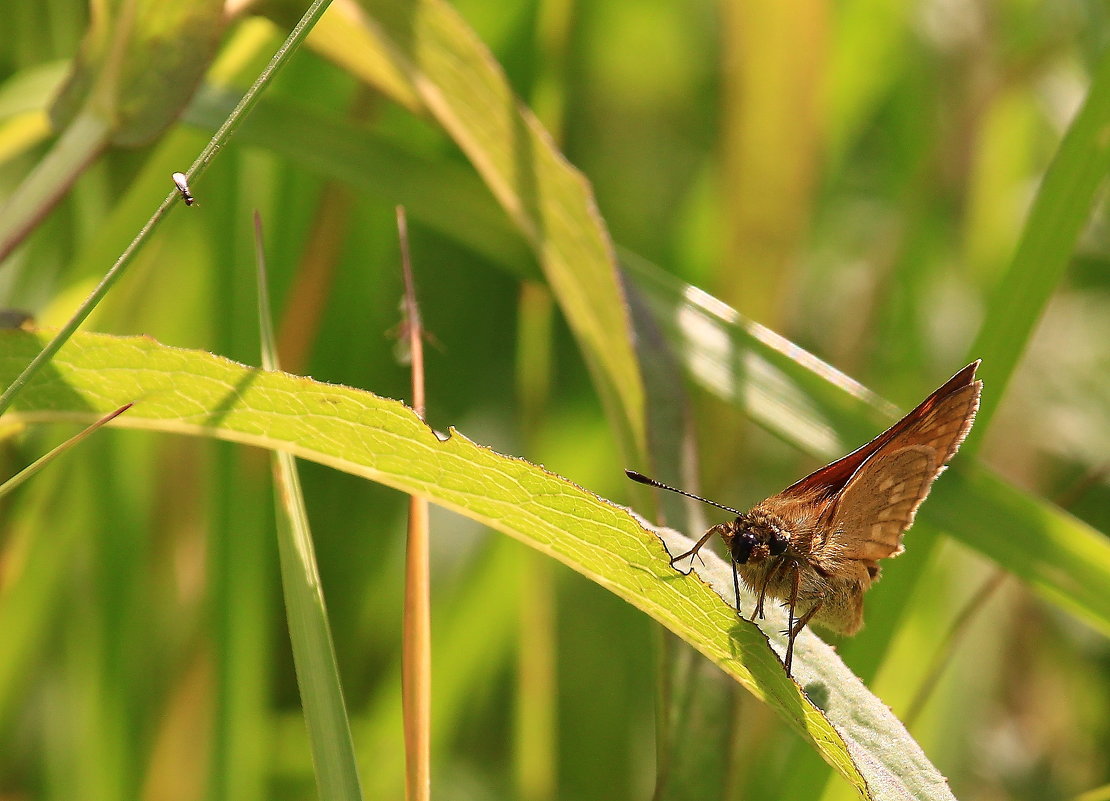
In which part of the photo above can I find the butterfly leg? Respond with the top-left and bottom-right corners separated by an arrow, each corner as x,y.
783,570 -> 824,676
782,563 -> 825,676
731,555 -> 743,618
755,574 -> 771,619
784,565 -> 801,675
668,529 -> 717,573
755,557 -> 788,620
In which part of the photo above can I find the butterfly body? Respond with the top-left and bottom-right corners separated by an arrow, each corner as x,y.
627,360 -> 982,675
707,491 -> 864,636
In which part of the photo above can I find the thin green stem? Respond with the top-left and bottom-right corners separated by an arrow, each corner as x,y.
0,403 -> 131,498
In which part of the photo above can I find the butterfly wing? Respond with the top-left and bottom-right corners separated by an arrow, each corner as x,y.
822,446 -> 940,563
821,368 -> 982,563
779,360 -> 982,503
754,363 -> 981,646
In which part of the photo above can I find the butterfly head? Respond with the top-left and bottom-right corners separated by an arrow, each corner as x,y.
712,509 -> 791,565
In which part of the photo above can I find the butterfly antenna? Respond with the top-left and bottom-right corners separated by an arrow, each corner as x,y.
625,470 -> 744,516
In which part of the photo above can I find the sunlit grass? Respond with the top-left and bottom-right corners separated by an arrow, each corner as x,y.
0,1 -> 1107,800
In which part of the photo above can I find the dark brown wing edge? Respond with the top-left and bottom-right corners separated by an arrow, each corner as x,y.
779,360 -> 982,501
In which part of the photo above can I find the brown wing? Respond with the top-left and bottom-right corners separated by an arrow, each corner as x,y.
822,373 -> 982,562
823,446 -> 938,562
779,360 -> 982,503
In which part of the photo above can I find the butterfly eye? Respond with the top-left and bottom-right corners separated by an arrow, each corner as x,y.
769,536 -> 789,556
730,531 -> 756,564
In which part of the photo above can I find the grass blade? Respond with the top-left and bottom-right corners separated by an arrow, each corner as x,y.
966,46 -> 1110,435
254,214 -> 364,801
289,0 -> 647,452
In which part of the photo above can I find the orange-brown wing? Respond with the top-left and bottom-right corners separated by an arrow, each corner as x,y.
779,361 -> 982,504
822,446 -> 938,562
822,376 -> 982,562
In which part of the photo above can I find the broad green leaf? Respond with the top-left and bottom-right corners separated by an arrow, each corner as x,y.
0,329 -> 960,800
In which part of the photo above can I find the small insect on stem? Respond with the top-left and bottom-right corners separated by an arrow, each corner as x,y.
172,172 -> 196,206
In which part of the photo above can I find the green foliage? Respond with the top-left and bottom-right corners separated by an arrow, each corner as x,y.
0,328 -> 951,798
0,1 -> 1107,800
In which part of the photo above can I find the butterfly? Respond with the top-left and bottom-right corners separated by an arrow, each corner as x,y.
628,361 -> 982,675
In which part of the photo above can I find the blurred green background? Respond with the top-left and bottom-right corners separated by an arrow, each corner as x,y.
0,0 -> 1108,799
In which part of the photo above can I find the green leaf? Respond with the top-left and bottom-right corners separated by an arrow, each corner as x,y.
0,328 -> 959,800
177,92 -> 1110,640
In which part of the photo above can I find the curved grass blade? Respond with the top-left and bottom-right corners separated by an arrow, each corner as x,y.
284,0 -> 647,452
966,46 -> 1110,436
